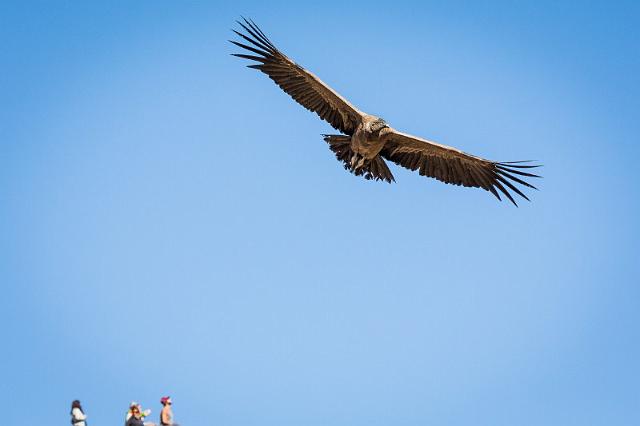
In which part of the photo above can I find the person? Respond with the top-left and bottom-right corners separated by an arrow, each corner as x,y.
70,400 -> 87,426
126,402 -> 155,426
125,401 -> 138,423
159,396 -> 180,426
126,405 -> 145,426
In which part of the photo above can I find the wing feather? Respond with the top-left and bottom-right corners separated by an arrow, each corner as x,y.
381,130 -> 541,206
231,18 -> 363,135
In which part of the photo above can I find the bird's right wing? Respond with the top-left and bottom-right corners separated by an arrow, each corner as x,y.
230,18 -> 364,135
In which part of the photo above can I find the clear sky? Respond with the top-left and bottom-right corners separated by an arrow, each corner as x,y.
1,1 -> 639,425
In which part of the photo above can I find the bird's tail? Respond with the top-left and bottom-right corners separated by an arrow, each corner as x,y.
322,134 -> 395,183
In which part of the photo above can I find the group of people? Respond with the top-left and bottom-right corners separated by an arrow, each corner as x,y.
70,397 -> 180,426
126,397 -> 179,426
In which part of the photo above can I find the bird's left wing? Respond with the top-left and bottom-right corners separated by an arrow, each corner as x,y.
381,130 -> 541,205
230,18 -> 364,135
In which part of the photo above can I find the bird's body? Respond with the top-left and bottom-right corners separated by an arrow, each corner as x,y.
349,115 -> 391,167
231,18 -> 540,205
352,115 -> 389,158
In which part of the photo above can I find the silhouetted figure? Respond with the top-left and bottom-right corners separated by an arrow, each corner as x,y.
70,400 -> 87,426
126,402 -> 156,426
160,397 -> 180,426
126,405 -> 145,426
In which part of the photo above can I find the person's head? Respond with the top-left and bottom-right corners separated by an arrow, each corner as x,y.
70,400 -> 83,415
131,405 -> 141,418
160,396 -> 172,406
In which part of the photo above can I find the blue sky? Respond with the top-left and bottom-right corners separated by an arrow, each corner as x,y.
1,1 -> 639,425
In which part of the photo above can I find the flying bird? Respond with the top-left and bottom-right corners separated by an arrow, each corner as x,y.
230,18 -> 541,205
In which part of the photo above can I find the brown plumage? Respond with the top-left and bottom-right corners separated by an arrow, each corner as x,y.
230,18 -> 541,205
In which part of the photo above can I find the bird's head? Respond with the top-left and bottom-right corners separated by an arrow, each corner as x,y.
370,117 -> 388,134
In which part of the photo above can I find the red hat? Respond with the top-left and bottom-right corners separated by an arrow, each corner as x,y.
160,396 -> 171,405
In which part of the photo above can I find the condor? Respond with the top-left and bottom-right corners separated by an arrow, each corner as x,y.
231,18 -> 541,205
